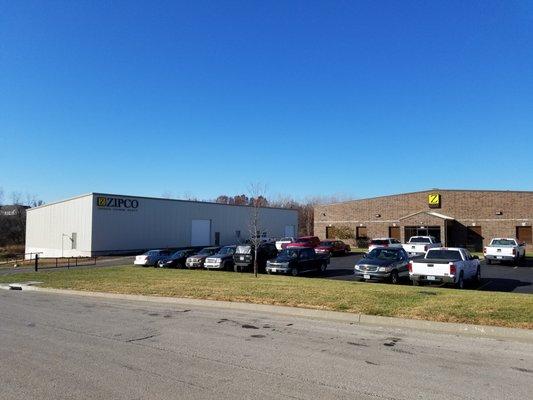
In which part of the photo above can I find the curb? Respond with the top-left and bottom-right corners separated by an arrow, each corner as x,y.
17,286 -> 533,342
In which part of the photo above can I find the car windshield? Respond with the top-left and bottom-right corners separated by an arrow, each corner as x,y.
198,248 -> 216,255
145,250 -> 160,256
236,245 -> 252,254
278,249 -> 299,259
409,237 -> 431,243
320,241 -> 334,246
295,238 -> 311,243
280,237 -> 292,242
218,246 -> 235,255
171,250 -> 186,258
491,239 -> 516,246
367,248 -> 400,260
426,250 -> 462,260
370,239 -> 389,245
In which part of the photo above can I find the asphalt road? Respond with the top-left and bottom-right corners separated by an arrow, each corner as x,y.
1,290 -> 532,400
322,254 -> 533,294
1,253 -> 532,294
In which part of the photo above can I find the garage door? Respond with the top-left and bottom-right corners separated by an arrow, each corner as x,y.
284,225 -> 295,237
191,220 -> 211,246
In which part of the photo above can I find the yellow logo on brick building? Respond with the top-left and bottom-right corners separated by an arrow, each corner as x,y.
428,193 -> 441,208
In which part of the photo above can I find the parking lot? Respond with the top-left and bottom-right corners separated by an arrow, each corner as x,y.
2,251 -> 532,294
322,253 -> 533,294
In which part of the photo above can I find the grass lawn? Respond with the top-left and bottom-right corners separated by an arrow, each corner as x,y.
1,266 -> 532,329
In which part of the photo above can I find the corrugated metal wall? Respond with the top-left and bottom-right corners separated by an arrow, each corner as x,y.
25,195 -> 93,258
91,194 -> 298,254
26,193 -> 299,257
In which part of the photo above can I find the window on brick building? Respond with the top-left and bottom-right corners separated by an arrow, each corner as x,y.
517,226 -> 532,244
356,226 -> 367,239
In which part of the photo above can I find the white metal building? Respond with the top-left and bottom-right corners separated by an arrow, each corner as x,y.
25,193 -> 298,258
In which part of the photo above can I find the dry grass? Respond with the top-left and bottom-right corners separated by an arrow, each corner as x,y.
1,266 -> 532,329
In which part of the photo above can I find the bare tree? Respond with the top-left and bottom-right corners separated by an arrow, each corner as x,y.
248,183 -> 267,278
10,191 -> 23,205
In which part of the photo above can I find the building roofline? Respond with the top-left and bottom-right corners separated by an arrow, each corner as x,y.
319,188 -> 533,206
399,210 -> 455,221
27,192 -> 298,212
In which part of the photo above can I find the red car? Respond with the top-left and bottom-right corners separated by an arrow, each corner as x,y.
284,236 -> 321,249
315,240 -> 351,256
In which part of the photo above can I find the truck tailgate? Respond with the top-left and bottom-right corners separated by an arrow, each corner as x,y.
486,247 -> 514,257
411,260 -> 452,277
404,244 -> 425,253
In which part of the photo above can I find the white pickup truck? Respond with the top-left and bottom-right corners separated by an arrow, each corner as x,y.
484,238 -> 526,264
402,236 -> 441,257
408,247 -> 481,289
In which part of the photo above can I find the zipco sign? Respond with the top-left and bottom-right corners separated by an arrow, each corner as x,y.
96,196 -> 139,211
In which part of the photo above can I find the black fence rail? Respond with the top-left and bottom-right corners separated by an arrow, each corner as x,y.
0,253 -> 97,271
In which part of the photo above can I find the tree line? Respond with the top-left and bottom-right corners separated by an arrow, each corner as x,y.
0,188 -> 44,248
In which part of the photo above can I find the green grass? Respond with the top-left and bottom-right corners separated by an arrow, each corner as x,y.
1,266 -> 532,329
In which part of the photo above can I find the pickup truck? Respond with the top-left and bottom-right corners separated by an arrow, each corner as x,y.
484,238 -> 526,264
266,247 -> 330,276
275,237 -> 295,251
402,236 -> 441,257
408,247 -> 481,289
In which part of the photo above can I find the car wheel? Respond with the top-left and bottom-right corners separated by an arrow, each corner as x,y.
412,280 -> 420,286
291,268 -> 299,277
390,270 -> 399,284
320,262 -> 327,273
474,267 -> 481,284
234,264 -> 240,273
456,272 -> 465,289
486,259 -> 492,265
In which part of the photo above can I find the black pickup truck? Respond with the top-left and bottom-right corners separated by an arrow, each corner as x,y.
265,247 -> 330,276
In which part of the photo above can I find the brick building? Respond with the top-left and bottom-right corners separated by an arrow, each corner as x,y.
314,189 -> 533,251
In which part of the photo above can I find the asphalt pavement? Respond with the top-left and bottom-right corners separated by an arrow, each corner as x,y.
1,290 -> 532,400
322,253 -> 533,294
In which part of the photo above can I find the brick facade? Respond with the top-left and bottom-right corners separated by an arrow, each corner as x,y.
314,190 -> 533,251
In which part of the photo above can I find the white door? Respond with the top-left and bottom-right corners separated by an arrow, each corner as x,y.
284,225 -> 295,237
191,220 -> 211,246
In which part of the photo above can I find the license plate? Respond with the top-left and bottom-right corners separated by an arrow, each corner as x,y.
363,274 -> 370,279
271,268 -> 277,272
497,256 -> 503,259
240,256 -> 245,260
427,276 -> 435,281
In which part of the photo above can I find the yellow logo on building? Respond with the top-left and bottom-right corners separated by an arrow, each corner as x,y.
428,193 -> 441,208
97,197 -> 107,207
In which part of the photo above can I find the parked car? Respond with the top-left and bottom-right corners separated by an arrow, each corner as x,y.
275,237 -> 295,251
266,247 -> 330,276
285,236 -> 321,249
157,248 -> 197,268
315,240 -> 351,256
402,236 -> 441,257
354,247 -> 410,284
204,245 -> 237,270
233,242 -> 278,272
185,247 -> 221,268
368,238 -> 403,252
408,247 -> 481,289
134,249 -> 173,267
484,238 -> 526,265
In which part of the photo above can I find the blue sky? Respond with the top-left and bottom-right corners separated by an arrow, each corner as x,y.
1,0 -> 532,204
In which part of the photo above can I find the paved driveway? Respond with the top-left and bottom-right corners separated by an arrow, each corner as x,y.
324,253 -> 533,294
